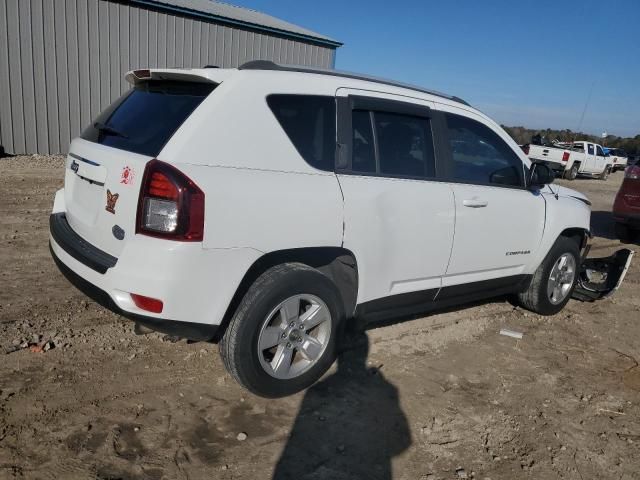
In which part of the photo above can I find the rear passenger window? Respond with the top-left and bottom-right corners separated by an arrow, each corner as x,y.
444,113 -> 523,187
596,146 -> 605,156
267,95 -> 336,172
588,144 -> 595,155
375,112 -> 434,177
350,109 -> 435,178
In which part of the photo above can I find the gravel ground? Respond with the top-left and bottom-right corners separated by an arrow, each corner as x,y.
0,155 -> 639,480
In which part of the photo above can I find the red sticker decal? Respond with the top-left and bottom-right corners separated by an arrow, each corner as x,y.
120,166 -> 135,185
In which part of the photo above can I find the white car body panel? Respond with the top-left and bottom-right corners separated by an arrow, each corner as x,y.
443,183 -> 546,285
179,164 -> 344,252
337,174 -> 455,303
525,184 -> 591,271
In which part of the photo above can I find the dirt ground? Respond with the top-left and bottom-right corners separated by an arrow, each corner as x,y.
1,155 -> 639,480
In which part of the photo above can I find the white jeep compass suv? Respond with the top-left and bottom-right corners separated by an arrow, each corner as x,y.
50,61 -> 604,397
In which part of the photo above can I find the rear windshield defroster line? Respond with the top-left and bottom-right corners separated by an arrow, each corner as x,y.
81,80 -> 215,157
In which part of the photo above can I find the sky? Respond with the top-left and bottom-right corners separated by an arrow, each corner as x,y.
228,0 -> 640,137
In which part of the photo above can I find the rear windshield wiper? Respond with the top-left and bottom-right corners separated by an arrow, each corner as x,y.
94,121 -> 129,139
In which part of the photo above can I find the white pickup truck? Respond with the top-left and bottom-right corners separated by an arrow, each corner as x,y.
523,140 -> 612,180
606,148 -> 629,172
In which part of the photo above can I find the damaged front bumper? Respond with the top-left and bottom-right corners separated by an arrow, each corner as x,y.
572,247 -> 635,301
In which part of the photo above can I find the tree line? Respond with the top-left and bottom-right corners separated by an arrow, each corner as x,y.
502,126 -> 640,156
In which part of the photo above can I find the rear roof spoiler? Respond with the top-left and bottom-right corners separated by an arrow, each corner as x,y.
125,68 -> 231,85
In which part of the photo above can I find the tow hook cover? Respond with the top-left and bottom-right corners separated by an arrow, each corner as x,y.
572,249 -> 634,302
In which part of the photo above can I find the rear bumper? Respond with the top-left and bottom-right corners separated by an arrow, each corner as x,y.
50,244 -> 218,341
50,213 -> 117,274
49,190 -> 262,338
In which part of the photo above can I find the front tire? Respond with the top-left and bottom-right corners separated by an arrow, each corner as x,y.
517,237 -> 580,315
219,263 -> 343,398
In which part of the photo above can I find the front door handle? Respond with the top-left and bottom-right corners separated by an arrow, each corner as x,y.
463,198 -> 488,208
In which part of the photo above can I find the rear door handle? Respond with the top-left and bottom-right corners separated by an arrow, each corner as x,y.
463,198 -> 488,208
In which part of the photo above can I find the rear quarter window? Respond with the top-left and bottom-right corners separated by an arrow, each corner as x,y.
267,95 -> 336,172
81,80 -> 215,157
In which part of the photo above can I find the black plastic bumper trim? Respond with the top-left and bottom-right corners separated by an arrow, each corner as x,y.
614,214 -> 640,227
50,213 -> 117,274
50,244 -> 219,342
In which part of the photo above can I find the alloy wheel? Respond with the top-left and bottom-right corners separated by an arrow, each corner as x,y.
547,253 -> 576,305
257,294 -> 332,379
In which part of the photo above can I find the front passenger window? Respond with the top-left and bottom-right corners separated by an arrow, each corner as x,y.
444,113 -> 523,187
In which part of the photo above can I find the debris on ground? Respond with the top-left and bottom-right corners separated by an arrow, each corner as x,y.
499,328 -> 524,339
27,340 -> 54,353
236,432 -> 248,441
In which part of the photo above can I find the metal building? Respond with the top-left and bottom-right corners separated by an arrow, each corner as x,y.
0,0 -> 341,155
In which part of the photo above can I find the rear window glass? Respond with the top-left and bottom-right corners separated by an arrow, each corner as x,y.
267,95 -> 336,172
81,80 -> 214,157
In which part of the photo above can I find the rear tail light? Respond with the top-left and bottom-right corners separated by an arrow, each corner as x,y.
136,160 -> 205,241
625,165 -> 640,179
562,151 -> 570,162
131,293 -> 163,313
521,145 -> 530,155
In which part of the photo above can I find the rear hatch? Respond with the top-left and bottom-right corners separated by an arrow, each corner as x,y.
63,77 -> 215,257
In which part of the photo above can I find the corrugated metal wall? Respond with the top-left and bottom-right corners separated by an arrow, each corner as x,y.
0,0 -> 336,155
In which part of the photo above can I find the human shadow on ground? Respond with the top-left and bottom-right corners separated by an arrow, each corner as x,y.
272,330 -> 411,480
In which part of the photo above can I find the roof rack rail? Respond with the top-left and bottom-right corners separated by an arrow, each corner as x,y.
238,60 -> 470,106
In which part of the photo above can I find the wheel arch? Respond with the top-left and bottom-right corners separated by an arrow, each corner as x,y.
214,247 -> 359,341
559,227 -> 590,250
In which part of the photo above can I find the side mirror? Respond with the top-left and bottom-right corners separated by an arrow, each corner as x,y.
528,161 -> 555,189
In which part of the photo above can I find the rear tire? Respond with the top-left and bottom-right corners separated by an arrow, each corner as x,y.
517,237 -> 580,315
600,166 -> 611,180
566,163 -> 579,180
219,263 -> 343,398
